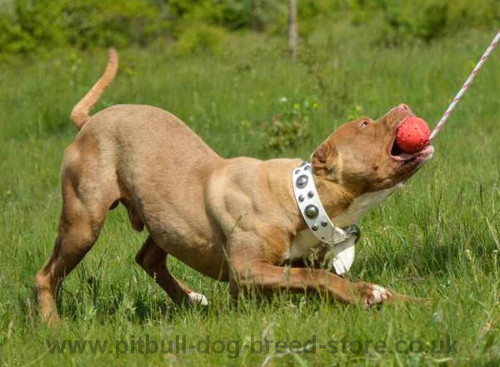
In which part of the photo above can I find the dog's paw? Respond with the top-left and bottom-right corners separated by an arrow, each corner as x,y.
188,292 -> 209,306
364,284 -> 391,309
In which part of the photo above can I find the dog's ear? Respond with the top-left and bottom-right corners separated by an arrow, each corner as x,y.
311,140 -> 338,177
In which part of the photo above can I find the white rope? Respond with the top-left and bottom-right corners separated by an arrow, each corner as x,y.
430,30 -> 500,140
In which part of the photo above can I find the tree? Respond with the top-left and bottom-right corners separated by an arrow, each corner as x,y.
288,0 -> 298,58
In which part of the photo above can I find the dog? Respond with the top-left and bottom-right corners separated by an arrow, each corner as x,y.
36,49 -> 434,324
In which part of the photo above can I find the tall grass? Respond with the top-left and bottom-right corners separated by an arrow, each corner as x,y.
1,23 -> 500,365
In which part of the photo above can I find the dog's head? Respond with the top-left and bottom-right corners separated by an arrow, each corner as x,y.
312,104 -> 434,194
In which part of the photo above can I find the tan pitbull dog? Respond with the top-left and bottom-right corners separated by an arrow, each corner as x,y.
36,49 -> 434,324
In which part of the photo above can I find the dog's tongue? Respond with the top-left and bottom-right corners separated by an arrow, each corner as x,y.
396,116 -> 430,153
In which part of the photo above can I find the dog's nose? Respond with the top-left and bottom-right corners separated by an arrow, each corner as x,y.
394,103 -> 414,117
389,104 -> 411,114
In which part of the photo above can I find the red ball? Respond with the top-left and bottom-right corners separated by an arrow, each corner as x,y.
396,116 -> 430,153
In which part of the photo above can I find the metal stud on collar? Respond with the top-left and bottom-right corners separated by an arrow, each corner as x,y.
296,175 -> 308,189
304,205 -> 319,219
292,161 -> 360,274
292,161 -> 349,245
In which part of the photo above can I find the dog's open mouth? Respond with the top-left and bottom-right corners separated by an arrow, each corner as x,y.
389,137 -> 434,162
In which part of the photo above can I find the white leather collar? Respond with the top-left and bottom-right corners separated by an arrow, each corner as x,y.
292,161 -> 360,274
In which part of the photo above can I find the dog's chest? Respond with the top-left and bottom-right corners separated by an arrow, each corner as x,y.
331,185 -> 401,227
289,229 -> 322,260
287,186 -> 400,261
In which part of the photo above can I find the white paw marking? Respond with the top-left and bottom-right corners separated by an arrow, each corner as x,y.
369,285 -> 390,305
188,292 -> 209,306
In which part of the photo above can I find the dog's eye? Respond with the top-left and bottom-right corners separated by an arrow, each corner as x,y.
360,120 -> 370,128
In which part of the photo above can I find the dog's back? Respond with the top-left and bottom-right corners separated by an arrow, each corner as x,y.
66,52 -> 224,242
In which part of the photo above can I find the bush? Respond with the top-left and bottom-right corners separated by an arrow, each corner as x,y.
0,0 -> 499,55
264,97 -> 319,153
380,0 -> 448,44
0,0 -> 289,55
0,0 -> 166,54
207,0 -> 286,31
446,0 -> 500,31
175,24 -> 227,55
351,0 -> 500,45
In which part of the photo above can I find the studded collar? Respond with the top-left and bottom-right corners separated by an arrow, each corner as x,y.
292,161 -> 360,274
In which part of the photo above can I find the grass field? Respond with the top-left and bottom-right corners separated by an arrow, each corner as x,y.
1,22 -> 500,366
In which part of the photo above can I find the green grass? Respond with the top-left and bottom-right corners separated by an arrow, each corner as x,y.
1,23 -> 500,366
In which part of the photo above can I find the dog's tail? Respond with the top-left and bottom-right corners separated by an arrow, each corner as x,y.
70,48 -> 119,130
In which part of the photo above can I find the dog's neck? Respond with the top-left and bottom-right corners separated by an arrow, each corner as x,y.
313,176 -> 354,222
289,161 -> 360,274
270,162 -> 353,232
270,159 -> 392,233
292,161 -> 357,241
314,173 -> 402,228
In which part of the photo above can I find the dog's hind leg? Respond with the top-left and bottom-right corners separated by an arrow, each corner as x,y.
135,236 -> 208,306
35,145 -> 118,325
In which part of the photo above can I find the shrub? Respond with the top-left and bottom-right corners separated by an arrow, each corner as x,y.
446,0 -> 500,31
1,0 -> 499,55
0,0 -> 166,54
380,0 -> 448,44
352,0 -> 500,45
175,24 -> 227,55
207,0 -> 285,31
264,97 -> 319,153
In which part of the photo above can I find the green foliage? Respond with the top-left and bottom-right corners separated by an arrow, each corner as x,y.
297,0 -> 349,37
346,104 -> 364,121
378,0 -> 448,45
1,0 -> 500,56
175,24 -> 227,55
446,0 -> 500,31
0,0 -> 287,55
0,0 -> 166,53
351,0 -> 500,45
297,40 -> 354,119
264,97 -> 318,153
206,0 -> 286,31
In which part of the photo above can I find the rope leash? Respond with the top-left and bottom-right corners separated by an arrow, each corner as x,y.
430,29 -> 500,140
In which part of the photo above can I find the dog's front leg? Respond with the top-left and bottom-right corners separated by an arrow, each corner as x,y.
229,257 -> 407,308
